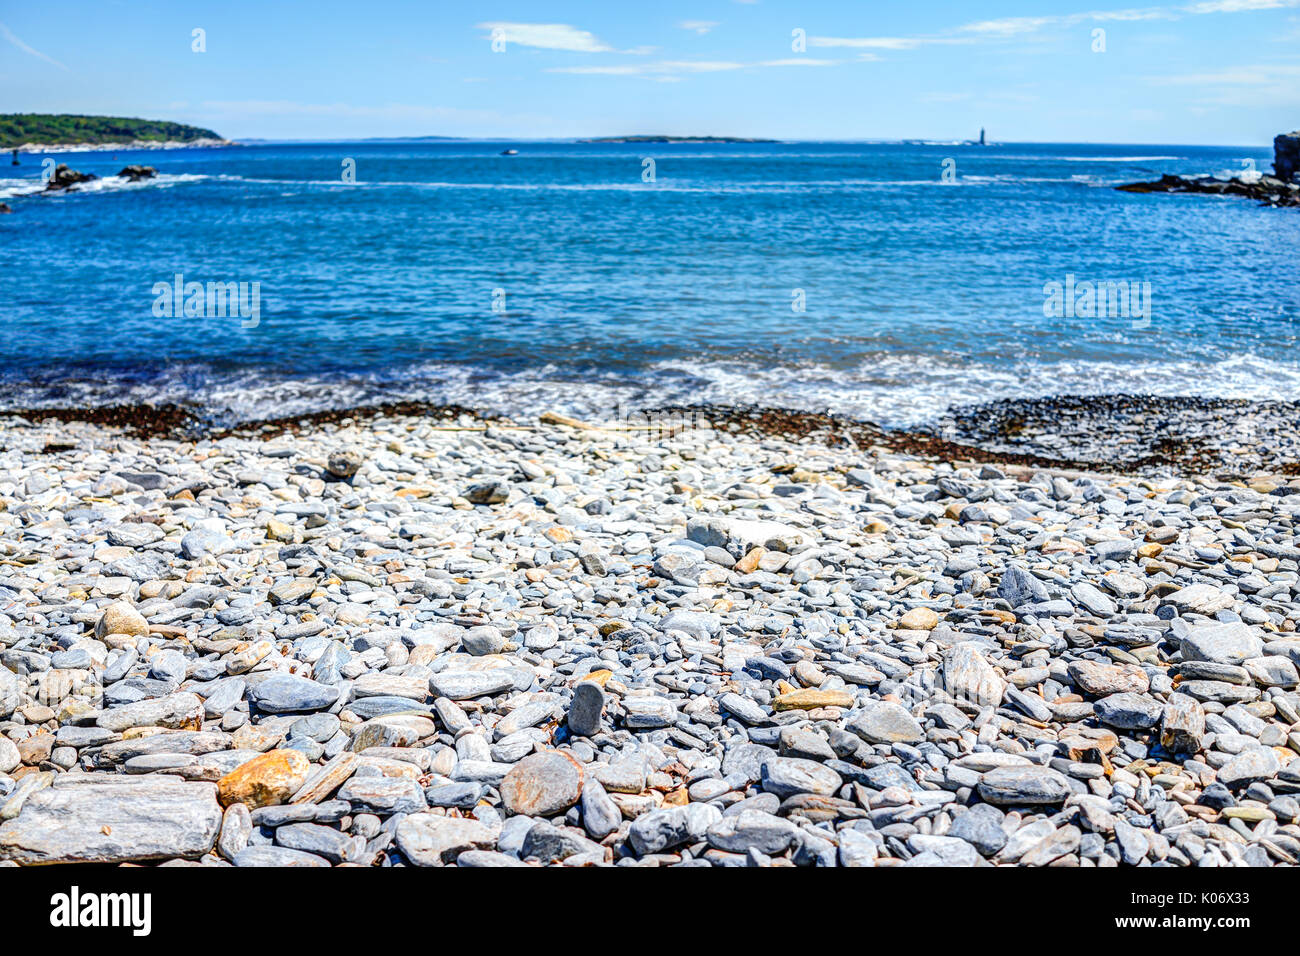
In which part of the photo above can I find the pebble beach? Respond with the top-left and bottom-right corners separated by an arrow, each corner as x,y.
2,404 -> 1300,869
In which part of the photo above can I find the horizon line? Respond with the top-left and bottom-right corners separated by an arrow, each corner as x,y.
222,135 -> 1279,148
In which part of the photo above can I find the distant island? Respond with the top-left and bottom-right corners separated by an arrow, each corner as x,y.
580,135 -> 778,144
1,114 -> 229,151
354,135 -> 466,142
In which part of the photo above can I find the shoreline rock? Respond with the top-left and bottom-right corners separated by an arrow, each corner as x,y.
6,394 -> 1300,478
116,164 -> 157,181
1116,172 -> 1300,207
12,138 -> 233,153
1117,129 -> 1300,206
43,163 -> 97,191
1274,130 -> 1299,183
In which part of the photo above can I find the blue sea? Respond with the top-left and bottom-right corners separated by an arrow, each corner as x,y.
1,140 -> 1297,425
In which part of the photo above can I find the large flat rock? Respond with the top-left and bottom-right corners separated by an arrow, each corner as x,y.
0,777 -> 222,864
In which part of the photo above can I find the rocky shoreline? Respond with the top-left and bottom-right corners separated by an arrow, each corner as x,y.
1116,173 -> 1300,208
11,138 -> 232,153
4,393 -> 1298,477
2,404 -> 1300,868
1116,129 -> 1300,208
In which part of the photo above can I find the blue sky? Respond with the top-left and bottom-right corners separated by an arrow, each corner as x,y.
2,0 -> 1298,143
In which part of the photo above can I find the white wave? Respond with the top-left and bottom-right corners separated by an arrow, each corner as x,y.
635,354 -> 1300,426
990,154 -> 1185,162
0,172 -> 209,201
1055,155 -> 1184,162
957,175 -> 1092,185
8,353 -> 1300,429
0,179 -> 46,200
57,172 -> 208,194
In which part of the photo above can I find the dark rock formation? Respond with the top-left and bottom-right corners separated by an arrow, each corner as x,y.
44,163 -> 97,190
1116,173 -> 1299,208
1275,131 -> 1300,183
116,164 -> 157,181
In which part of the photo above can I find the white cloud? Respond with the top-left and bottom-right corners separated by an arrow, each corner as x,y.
547,60 -> 745,76
1087,6 -> 1180,20
1149,62 -> 1300,83
536,0 -> 1299,87
760,58 -> 839,67
958,16 -> 1059,35
1184,0 -> 1299,12
0,20 -> 67,69
810,0 -> 1298,58
809,36 -> 928,49
476,22 -> 613,52
548,57 -> 839,78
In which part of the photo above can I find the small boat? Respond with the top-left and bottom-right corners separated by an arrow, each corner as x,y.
500,148 -> 518,156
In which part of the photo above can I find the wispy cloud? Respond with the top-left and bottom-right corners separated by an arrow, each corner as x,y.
547,57 -> 839,79
760,58 -> 839,67
1184,0 -> 1299,12
957,16 -> 1061,36
1149,61 -> 1300,82
538,0 -> 1300,87
1090,6 -> 1182,20
809,36 -> 932,50
0,20 -> 67,70
810,0 -> 1298,56
476,22 -> 613,53
1148,59 -> 1300,108
548,60 -> 745,77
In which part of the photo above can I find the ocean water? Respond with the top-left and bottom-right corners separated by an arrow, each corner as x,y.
1,140 -> 1297,426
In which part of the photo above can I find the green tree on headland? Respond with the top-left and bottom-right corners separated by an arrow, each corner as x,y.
0,114 -> 223,148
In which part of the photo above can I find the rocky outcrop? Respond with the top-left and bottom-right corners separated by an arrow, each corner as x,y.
1276,131 -> 1300,183
116,164 -> 157,181
44,163 -> 97,190
1116,172 -> 1299,208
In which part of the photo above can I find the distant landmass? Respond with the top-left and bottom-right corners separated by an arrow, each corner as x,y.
0,114 -> 226,149
355,135 -> 467,142
580,135 -> 778,144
